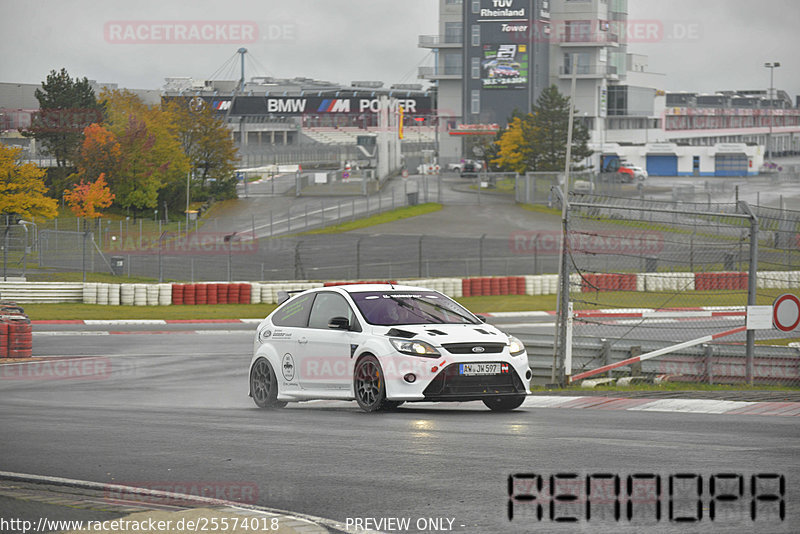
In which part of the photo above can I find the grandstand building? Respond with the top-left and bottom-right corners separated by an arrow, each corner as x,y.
161,77 -> 435,157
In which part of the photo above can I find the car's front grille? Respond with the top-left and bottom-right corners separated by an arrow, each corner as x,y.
442,343 -> 505,354
422,363 -> 525,399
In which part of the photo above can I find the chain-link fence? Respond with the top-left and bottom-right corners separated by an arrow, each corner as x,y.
550,191 -> 800,387
0,225 -> 32,280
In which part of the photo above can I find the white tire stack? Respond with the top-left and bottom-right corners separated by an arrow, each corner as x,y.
133,284 -> 148,306
250,283 -> 262,304
95,283 -> 109,305
120,284 -> 135,306
108,284 -> 120,306
158,284 -> 172,305
83,283 -> 98,304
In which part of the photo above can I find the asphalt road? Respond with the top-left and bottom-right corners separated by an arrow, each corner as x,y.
1,330 -> 798,533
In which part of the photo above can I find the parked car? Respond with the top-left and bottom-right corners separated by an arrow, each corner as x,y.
625,165 -> 648,181
460,161 -> 480,178
249,284 -> 532,412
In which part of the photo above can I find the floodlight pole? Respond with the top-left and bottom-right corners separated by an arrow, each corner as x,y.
764,61 -> 780,160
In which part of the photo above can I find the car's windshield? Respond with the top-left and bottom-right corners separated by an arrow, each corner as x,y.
350,291 -> 480,326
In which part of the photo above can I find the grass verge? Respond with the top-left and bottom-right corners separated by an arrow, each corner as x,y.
300,203 -> 442,234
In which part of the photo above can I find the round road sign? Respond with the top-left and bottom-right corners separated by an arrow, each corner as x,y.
773,293 -> 800,332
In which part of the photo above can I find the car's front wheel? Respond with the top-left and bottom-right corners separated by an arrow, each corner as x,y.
483,395 -> 526,412
250,358 -> 287,409
354,355 -> 389,412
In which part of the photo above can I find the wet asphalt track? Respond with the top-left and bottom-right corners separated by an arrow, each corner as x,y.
0,328 -> 798,534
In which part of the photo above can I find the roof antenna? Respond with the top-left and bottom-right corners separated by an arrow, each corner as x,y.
389,280 -> 395,289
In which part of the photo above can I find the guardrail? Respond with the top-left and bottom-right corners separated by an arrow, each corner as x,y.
0,282 -> 84,303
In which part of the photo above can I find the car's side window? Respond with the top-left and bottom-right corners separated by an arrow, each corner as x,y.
272,293 -> 315,328
308,292 -> 357,330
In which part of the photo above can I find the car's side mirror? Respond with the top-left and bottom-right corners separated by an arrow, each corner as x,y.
476,314 -> 488,323
328,316 -> 350,330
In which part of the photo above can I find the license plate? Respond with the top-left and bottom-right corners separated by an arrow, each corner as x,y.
459,363 -> 502,376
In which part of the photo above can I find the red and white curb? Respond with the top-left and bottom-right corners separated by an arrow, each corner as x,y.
522,395 -> 800,416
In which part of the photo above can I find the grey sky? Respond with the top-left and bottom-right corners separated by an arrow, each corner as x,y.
1,0 -> 797,101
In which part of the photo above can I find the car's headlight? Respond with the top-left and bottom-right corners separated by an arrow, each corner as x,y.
508,336 -> 526,356
390,338 -> 440,358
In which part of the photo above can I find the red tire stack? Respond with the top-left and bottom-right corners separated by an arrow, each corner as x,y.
462,278 -> 472,298
239,283 -> 251,304
1,303 -> 32,358
172,284 -> 184,305
183,284 -> 196,305
0,320 -> 7,358
217,284 -> 228,304
229,283 -> 241,304
195,284 -> 208,305
207,284 -> 218,305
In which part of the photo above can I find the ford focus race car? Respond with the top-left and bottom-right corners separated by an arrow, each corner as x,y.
249,284 -> 531,412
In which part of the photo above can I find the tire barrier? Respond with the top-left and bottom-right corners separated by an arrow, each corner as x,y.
120,284 -> 135,306
1,307 -> 32,359
13,271 -> 800,307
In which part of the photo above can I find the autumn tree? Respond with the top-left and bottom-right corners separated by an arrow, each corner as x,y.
0,144 -> 58,220
98,89 -> 189,214
64,173 -> 115,220
492,85 -> 593,173
163,98 -> 239,201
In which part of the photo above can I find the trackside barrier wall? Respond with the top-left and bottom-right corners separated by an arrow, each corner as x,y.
0,272 -> 797,305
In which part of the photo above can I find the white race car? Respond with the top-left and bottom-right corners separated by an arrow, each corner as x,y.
249,284 -> 531,412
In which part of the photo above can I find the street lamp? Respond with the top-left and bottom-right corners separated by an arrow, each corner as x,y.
764,61 -> 781,160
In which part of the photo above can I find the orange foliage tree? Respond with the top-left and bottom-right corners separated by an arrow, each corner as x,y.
64,173 -> 115,219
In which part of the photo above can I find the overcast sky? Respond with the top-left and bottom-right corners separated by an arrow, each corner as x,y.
1,0 -> 797,100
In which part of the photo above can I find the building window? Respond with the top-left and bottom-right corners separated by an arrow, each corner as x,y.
471,57 -> 480,79
471,25 -> 480,46
471,90 -> 480,114
472,0 -> 480,14
444,22 -> 462,44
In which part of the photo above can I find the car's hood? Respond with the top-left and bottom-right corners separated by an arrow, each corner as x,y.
377,322 -> 509,346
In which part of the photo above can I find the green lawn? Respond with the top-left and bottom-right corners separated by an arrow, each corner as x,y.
300,203 -> 442,234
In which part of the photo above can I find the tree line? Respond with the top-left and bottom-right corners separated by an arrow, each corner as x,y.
1,68 -> 238,223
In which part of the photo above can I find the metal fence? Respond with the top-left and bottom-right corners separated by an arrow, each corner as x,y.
549,192 -> 800,387
1,225 -> 34,280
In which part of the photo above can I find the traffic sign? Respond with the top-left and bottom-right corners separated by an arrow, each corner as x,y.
773,293 -> 800,332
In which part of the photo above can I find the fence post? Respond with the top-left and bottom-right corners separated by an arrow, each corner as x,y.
704,344 -> 714,385
630,346 -> 642,376
356,237 -> 363,280
418,236 -> 423,278
552,186 -> 571,386
479,234 -> 486,276
602,339 -> 612,378
294,241 -> 303,280
739,201 -> 758,386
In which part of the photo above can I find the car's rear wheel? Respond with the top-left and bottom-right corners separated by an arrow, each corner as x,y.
483,395 -> 526,412
250,358 -> 287,409
354,356 -> 389,412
